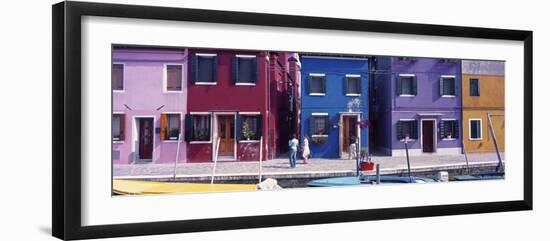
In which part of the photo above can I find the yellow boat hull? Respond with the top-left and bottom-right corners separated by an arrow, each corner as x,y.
113,179 -> 257,195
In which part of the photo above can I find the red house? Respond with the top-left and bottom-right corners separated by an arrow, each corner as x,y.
185,49 -> 300,162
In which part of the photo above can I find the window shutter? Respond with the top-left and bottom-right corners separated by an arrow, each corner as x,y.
252,57 -> 258,83
212,56 -> 218,83
321,76 -> 327,94
396,76 -> 402,96
256,115 -> 262,138
453,120 -> 459,139
411,121 -> 418,139
120,114 -> 125,141
454,78 -> 459,96
358,77 -> 362,94
191,54 -> 198,83
439,120 -> 445,139
344,77 -> 348,95
324,116 -> 330,135
309,117 -> 315,135
439,77 -> 444,96
236,115 -> 242,140
160,113 -> 167,141
184,114 -> 193,142
396,121 -> 403,140
234,57 -> 239,84
411,76 -> 417,95
308,76 -> 312,94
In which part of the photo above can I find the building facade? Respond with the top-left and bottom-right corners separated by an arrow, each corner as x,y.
461,60 -> 505,153
185,49 -> 299,162
370,57 -> 462,156
112,46 -> 188,164
300,56 -> 369,158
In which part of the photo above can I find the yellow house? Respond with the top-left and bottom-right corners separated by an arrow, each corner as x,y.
462,60 -> 505,153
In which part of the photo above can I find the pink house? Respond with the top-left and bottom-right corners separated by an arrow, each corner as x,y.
112,46 -> 187,164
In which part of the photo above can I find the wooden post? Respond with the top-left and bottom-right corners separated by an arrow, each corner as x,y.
487,113 -> 503,172
211,137 -> 221,184
462,140 -> 470,174
405,136 -> 412,182
172,133 -> 182,181
258,136 -> 263,184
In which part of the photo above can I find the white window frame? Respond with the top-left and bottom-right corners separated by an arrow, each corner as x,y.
235,54 -> 258,86
189,112 -> 213,144
238,112 -> 262,143
161,112 -> 183,142
112,112 -> 125,143
309,73 -> 326,96
311,113 -> 329,137
398,118 -> 417,141
112,62 -> 125,92
440,75 -> 457,98
398,73 -> 416,97
441,118 -> 458,141
194,53 -> 218,85
163,63 -> 184,93
469,118 -> 483,141
345,74 -> 362,96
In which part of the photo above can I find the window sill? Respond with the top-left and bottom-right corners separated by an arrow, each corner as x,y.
235,82 -> 256,86
113,140 -> 125,144
399,94 -> 416,97
469,138 -> 483,141
194,82 -> 217,85
399,139 -> 417,142
113,90 -> 125,93
441,95 -> 456,98
346,93 -> 361,96
239,140 -> 260,143
164,90 -> 184,93
311,135 -> 328,137
189,140 -> 212,144
162,140 -> 180,143
442,138 -> 457,141
309,93 -> 326,96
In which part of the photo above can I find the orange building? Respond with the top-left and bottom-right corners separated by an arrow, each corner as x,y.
462,60 -> 505,153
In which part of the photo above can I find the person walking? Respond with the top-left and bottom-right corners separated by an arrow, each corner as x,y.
302,135 -> 310,164
288,134 -> 299,168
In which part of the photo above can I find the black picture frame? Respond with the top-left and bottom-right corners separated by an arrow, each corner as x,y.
52,1 -> 533,240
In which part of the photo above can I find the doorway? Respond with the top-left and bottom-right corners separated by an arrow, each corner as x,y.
341,114 -> 359,158
421,119 -> 436,153
137,117 -> 154,160
215,114 -> 235,160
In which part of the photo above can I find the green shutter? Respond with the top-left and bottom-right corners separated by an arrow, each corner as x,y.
439,77 -> 444,96
212,56 -> 218,83
412,76 -> 417,95
256,114 -> 262,138
232,56 -> 238,84
344,76 -> 348,95
411,120 -> 418,139
309,116 -> 315,135
454,77 -> 459,96
252,57 -> 258,83
236,115 -> 242,140
396,75 -> 402,96
453,120 -> 459,139
324,116 -> 329,135
322,76 -> 327,94
184,114 -> 193,142
396,121 -> 403,140
439,120 -> 445,139
308,76 -> 312,94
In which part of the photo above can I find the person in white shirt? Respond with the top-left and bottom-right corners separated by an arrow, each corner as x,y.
288,134 -> 299,168
302,135 -> 310,164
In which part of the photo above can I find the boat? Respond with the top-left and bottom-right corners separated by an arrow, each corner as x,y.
113,179 -> 257,195
452,172 -> 504,181
307,175 -> 434,187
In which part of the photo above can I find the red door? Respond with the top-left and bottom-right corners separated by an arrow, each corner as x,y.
139,118 -> 154,159
422,120 -> 435,153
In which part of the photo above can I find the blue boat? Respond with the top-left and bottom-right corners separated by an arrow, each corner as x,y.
307,175 -> 434,187
452,172 -> 504,181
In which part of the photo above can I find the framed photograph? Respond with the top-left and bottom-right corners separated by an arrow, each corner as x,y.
52,1 -> 533,240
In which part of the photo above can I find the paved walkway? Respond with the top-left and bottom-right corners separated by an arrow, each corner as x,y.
113,152 -> 504,178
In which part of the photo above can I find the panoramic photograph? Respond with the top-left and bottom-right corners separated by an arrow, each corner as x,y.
111,45 -> 505,195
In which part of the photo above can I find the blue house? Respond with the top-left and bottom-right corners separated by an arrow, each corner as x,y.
300,56 -> 369,158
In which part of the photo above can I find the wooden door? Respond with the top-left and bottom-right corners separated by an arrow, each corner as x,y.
342,116 -> 358,154
217,115 -> 235,157
422,120 -> 435,153
138,118 -> 154,159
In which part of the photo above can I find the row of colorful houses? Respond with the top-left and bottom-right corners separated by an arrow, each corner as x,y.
112,46 -> 504,165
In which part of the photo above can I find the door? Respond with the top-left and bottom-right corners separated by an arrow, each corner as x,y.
422,120 -> 435,153
217,115 -> 235,157
342,115 -> 358,156
138,118 -> 154,159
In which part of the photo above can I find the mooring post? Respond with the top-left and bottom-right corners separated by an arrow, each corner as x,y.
376,164 -> 381,184
405,136 -> 412,182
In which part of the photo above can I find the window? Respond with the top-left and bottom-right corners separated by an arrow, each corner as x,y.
470,78 -> 480,96
161,113 -> 181,141
112,63 -> 124,91
310,114 -> 329,136
112,113 -> 125,141
440,76 -> 457,96
396,75 -> 417,96
238,114 -> 262,141
233,55 -> 257,84
397,120 -> 418,140
185,114 -> 211,142
439,119 -> 459,139
469,119 -> 482,140
345,75 -> 361,95
165,65 -> 182,91
308,74 -> 326,95
192,54 -> 217,84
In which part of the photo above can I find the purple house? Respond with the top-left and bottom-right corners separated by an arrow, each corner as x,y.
370,56 -> 462,156
112,46 -> 187,164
